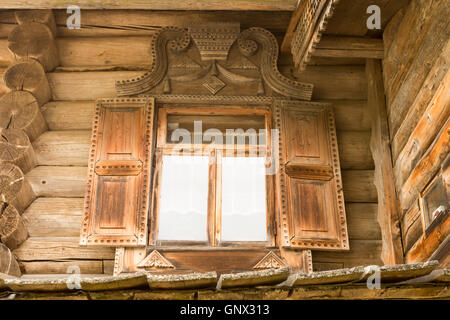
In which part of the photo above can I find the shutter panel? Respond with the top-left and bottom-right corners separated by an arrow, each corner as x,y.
80,98 -> 155,246
275,102 -> 349,250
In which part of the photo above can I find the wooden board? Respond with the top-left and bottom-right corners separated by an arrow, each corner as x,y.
341,170 -> 377,203
26,166 -> 88,197
312,240 -> 382,268
22,198 -> 83,237
0,1 -> 298,11
20,260 -> 104,275
345,203 -> 380,240
13,237 -> 115,261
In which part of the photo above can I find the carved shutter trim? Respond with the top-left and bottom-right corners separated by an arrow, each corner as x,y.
80,98 -> 155,246
275,101 -> 349,250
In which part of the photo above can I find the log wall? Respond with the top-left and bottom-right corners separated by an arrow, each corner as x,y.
1,10 -> 383,274
383,0 -> 450,265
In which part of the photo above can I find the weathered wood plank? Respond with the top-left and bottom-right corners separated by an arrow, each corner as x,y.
345,203 -> 380,241
312,240 -> 383,268
393,69 -> 450,192
399,119 -> 450,210
366,59 -> 403,265
289,66 -> 367,100
342,170 -> 377,203
33,131 -> 90,166
0,1 -> 298,10
22,198 -> 83,237
20,260 -> 104,275
26,166 -> 88,197
313,36 -> 384,59
382,6 -> 406,56
406,214 -> 450,263
385,0 -> 450,138
401,202 -> 423,254
13,237 -> 115,261
337,131 -> 373,170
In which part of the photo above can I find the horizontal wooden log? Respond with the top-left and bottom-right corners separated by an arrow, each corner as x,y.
313,36 -> 384,59
337,131 -> 373,170
57,36 -> 153,67
31,130 -> 373,169
19,260 -> 106,275
345,203 -> 381,240
0,1 -> 297,10
33,131 -> 90,166
399,119 -> 450,210
312,240 -> 383,268
41,101 -> 94,130
42,100 -> 370,131
13,237 -> 115,261
289,66 -> 367,100
22,197 -> 83,237
342,170 -> 377,203
26,166 -> 88,197
393,70 -> 450,192
406,214 -> 450,263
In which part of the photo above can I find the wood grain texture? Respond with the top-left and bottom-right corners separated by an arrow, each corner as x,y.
384,0 -> 450,139
342,170 -> 377,203
312,240 -> 382,267
13,237 -> 115,261
1,1 -> 298,11
26,166 -> 88,197
345,203 -> 381,240
366,59 -> 403,265
314,36 -> 384,59
22,198 -> 83,237
19,260 -> 105,275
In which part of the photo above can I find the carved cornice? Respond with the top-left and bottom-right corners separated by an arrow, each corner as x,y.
137,250 -> 175,270
115,25 -> 314,100
116,27 -> 190,96
238,27 -> 313,100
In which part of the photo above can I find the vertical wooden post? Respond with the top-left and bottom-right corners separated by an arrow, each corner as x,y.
366,59 -> 404,265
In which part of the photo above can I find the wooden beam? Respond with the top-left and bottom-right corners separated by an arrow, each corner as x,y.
290,0 -> 339,71
313,36 -> 384,59
280,0 -> 306,53
366,59 -> 403,265
406,214 -> 450,263
0,0 -> 297,10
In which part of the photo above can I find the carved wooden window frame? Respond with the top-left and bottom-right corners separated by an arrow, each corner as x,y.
148,102 -> 276,249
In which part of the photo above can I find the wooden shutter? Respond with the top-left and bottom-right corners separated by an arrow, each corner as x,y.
275,102 -> 349,250
80,98 -> 155,246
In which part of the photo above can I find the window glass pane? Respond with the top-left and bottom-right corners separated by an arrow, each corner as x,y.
158,155 -> 209,241
221,157 -> 266,241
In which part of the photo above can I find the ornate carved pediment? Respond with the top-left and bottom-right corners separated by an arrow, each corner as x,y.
253,251 -> 288,270
137,250 -> 175,270
116,24 -> 313,100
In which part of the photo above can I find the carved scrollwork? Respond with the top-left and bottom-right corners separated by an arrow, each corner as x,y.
116,27 -> 190,96
238,28 -> 313,101
115,25 -> 314,100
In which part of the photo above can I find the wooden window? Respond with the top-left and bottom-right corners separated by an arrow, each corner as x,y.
150,106 -> 275,247
80,98 -> 155,246
419,170 -> 449,234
